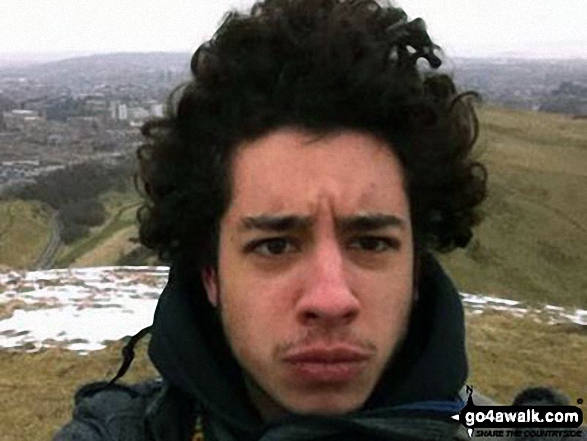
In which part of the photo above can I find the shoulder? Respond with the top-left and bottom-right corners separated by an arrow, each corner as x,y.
53,378 -> 164,441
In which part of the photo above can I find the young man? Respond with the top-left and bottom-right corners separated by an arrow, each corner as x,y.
56,0 -> 493,439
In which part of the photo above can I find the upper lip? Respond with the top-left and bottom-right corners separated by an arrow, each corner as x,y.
282,345 -> 372,363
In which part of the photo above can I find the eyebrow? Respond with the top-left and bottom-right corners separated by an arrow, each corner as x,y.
337,214 -> 406,231
239,214 -> 406,232
240,215 -> 313,232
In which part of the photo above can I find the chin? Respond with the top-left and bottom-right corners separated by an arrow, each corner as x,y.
282,390 -> 369,416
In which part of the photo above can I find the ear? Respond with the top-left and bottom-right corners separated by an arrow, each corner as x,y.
201,266 -> 219,307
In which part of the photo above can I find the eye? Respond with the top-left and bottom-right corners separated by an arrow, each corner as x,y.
248,238 -> 297,256
348,236 -> 399,252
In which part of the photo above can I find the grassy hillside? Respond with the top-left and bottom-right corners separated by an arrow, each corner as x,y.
439,106 -> 587,309
54,188 -> 141,268
0,184 -> 153,270
0,200 -> 51,269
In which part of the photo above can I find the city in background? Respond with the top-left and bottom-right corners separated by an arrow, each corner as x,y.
1,53 -> 586,193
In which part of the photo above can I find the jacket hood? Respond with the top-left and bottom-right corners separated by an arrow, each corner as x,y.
148,253 -> 468,434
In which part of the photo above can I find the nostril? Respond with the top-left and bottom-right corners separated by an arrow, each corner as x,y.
303,311 -> 320,321
299,303 -> 359,326
344,310 -> 357,319
342,309 -> 358,323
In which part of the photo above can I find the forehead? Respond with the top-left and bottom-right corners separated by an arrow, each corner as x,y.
227,129 -> 409,218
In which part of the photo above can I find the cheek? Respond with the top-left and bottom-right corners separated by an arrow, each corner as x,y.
220,276 -> 294,346
354,250 -> 413,291
354,266 -> 413,328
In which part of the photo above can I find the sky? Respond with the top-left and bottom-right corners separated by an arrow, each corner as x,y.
0,0 -> 585,61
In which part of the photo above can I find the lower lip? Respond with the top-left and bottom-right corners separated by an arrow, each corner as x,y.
287,361 -> 367,383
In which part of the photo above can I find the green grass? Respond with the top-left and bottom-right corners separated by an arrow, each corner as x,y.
438,106 -> 587,309
0,200 -> 52,269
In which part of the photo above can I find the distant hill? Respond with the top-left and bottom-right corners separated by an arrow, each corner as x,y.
1,51 -> 190,77
451,57 -> 587,112
3,53 -> 586,115
0,52 -> 192,101
0,51 -> 98,68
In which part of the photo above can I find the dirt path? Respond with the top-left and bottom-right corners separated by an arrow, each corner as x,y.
57,202 -> 140,268
33,212 -> 61,270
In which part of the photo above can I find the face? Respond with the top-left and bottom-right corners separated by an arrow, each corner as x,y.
202,129 -> 414,420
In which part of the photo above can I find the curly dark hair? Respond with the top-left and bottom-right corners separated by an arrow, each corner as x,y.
137,0 -> 487,267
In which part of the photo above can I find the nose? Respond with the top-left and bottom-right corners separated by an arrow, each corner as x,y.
296,238 -> 360,328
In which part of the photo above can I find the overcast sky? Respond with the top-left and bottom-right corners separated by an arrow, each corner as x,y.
0,0 -> 585,60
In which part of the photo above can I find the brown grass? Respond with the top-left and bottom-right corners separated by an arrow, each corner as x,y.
466,312 -> 587,404
0,200 -> 51,269
0,342 -> 157,441
0,299 -> 27,320
0,299 -> 61,320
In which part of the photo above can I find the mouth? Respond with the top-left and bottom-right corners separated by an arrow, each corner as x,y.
281,344 -> 372,383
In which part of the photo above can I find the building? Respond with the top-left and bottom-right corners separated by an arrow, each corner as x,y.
2,110 -> 46,131
67,116 -> 103,132
118,104 -> 128,121
127,106 -> 150,121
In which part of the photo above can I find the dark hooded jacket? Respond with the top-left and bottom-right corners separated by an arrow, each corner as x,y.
54,255 -> 515,440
